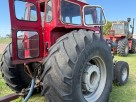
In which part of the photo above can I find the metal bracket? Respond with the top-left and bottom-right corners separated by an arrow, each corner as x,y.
0,93 -> 20,102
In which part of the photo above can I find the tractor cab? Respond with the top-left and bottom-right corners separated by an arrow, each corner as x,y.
23,0 -> 105,28
9,0 -> 106,64
110,18 -> 135,39
112,21 -> 129,35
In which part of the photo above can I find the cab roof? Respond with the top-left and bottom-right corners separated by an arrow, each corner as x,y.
112,21 -> 128,24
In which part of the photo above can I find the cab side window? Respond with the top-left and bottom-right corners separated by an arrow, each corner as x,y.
15,0 -> 37,22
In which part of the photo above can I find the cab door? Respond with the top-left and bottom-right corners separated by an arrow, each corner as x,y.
9,0 -> 44,64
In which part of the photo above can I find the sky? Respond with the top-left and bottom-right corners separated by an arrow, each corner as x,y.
0,0 -> 136,37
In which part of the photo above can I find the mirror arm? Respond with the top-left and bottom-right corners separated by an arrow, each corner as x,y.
100,26 -> 103,38
132,18 -> 135,34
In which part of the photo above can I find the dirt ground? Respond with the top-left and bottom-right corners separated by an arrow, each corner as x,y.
0,44 -> 8,54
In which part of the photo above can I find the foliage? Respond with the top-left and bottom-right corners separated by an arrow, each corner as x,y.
103,21 -> 112,35
6,33 -> 12,38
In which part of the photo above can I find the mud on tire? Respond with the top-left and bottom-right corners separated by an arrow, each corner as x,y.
41,30 -> 113,102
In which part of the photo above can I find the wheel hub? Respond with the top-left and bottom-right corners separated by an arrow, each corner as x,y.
108,44 -> 111,48
82,65 -> 100,93
82,57 -> 107,102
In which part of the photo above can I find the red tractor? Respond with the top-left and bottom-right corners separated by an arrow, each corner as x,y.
0,0 -> 129,102
104,18 -> 136,56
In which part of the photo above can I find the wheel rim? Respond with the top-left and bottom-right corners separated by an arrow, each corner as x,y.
108,44 -> 111,48
82,57 -> 107,102
125,46 -> 129,55
122,67 -> 128,82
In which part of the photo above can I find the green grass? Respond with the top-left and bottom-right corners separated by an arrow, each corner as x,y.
0,53 -> 136,101
0,38 -> 11,44
109,54 -> 136,102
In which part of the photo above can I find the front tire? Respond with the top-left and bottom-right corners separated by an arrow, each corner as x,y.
114,61 -> 129,86
41,30 -> 113,102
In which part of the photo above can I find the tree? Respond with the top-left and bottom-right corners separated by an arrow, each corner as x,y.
6,33 -> 12,38
103,21 -> 112,35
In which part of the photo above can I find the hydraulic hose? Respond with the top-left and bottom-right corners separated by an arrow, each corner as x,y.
24,79 -> 35,102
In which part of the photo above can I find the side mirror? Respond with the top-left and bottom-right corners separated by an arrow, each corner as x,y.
130,25 -> 133,28
83,5 -> 107,26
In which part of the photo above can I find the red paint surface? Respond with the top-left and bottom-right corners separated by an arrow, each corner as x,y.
104,34 -> 133,52
9,0 -> 100,64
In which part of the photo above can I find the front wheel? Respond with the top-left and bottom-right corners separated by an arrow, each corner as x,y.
114,61 -> 129,86
41,30 -> 113,102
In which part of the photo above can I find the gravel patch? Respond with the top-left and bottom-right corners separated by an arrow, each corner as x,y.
0,44 -> 8,54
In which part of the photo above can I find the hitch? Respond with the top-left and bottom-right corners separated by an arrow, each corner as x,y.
0,93 -> 22,102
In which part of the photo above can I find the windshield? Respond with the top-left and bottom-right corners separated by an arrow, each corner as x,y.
61,0 -> 81,25
112,24 -> 123,34
84,7 -> 96,25
124,23 -> 129,34
84,6 -> 106,26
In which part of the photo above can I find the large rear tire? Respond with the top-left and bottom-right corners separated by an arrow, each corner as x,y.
0,43 -> 31,92
41,30 -> 113,102
117,39 -> 129,56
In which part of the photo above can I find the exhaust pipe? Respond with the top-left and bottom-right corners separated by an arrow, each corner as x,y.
132,18 -> 135,34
